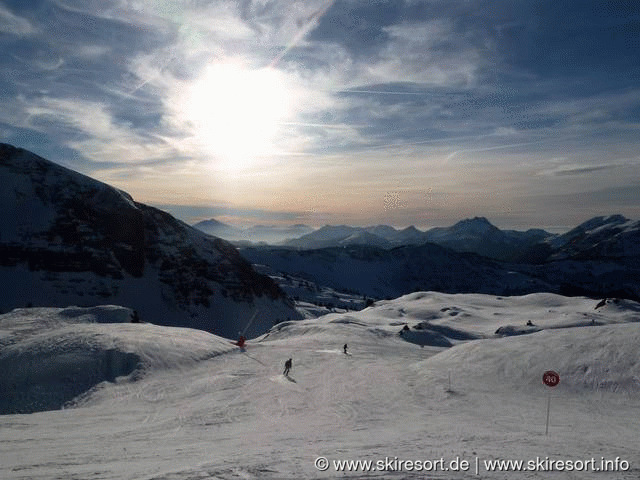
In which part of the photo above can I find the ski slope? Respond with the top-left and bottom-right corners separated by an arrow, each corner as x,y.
1,294 -> 639,479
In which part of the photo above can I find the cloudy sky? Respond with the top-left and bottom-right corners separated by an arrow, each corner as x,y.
1,0 -> 639,230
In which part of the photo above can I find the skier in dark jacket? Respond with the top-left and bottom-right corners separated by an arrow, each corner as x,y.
343,343 -> 348,354
283,358 -> 292,376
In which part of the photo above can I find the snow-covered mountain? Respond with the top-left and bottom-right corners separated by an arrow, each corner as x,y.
0,144 -> 300,338
283,224 -> 365,249
1,294 -> 639,478
193,218 -> 313,245
423,217 -> 553,261
337,230 -> 393,249
283,223 -> 431,249
550,214 -> 640,260
198,212 -> 637,271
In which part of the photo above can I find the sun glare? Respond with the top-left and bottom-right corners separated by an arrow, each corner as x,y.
184,62 -> 291,169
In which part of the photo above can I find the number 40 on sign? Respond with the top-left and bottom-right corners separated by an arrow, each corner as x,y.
543,370 -> 560,387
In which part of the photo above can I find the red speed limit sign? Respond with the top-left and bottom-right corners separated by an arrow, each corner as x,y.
543,370 -> 560,387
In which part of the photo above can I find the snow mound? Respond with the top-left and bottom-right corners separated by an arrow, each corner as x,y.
0,306 -> 236,414
419,323 -> 640,394
264,291 -> 640,350
399,327 -> 452,347
494,324 -> 541,336
0,305 -> 134,347
357,291 -> 640,339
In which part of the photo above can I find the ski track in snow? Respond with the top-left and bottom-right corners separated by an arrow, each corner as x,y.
1,295 -> 640,479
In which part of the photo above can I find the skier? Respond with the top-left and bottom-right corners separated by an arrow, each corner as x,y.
283,358 -> 292,376
236,335 -> 246,348
343,343 -> 348,354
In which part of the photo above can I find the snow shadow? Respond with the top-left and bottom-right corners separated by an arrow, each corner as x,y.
0,347 -> 141,414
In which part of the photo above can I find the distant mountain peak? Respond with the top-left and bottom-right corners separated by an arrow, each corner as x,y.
451,217 -> 498,234
194,218 -> 231,228
459,216 -> 492,225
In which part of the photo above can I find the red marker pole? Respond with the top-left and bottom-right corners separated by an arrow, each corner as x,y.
543,370 -> 560,435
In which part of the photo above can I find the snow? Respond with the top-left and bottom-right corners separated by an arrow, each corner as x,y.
1,293 -> 639,479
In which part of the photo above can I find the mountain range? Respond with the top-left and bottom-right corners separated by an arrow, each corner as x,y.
0,144 -> 301,339
193,216 -> 554,262
198,214 -> 640,266
241,214 -> 640,302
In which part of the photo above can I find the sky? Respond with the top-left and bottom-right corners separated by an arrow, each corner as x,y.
1,0 -> 639,231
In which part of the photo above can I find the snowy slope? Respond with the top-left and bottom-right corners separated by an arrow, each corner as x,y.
1,293 -> 639,479
0,143 -> 301,338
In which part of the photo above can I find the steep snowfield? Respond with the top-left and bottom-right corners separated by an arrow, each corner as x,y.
1,294 -> 639,479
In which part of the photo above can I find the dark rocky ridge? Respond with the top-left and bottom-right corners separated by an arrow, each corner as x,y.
0,144 -> 299,338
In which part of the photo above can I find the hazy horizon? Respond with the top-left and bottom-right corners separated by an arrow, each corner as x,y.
174,205 -> 616,235
1,1 -> 639,229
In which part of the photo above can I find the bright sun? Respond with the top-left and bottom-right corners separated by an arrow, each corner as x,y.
184,62 -> 291,169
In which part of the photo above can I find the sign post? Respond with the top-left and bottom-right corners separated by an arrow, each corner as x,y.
542,370 -> 560,435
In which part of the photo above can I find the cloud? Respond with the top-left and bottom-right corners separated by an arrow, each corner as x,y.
0,4 -> 36,36
2,0 -> 640,227
536,156 -> 640,177
50,0 -> 176,30
492,127 -> 519,136
538,164 -> 621,177
74,45 -> 112,59
309,0 -> 404,54
22,96 -> 177,166
370,20 -> 481,86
